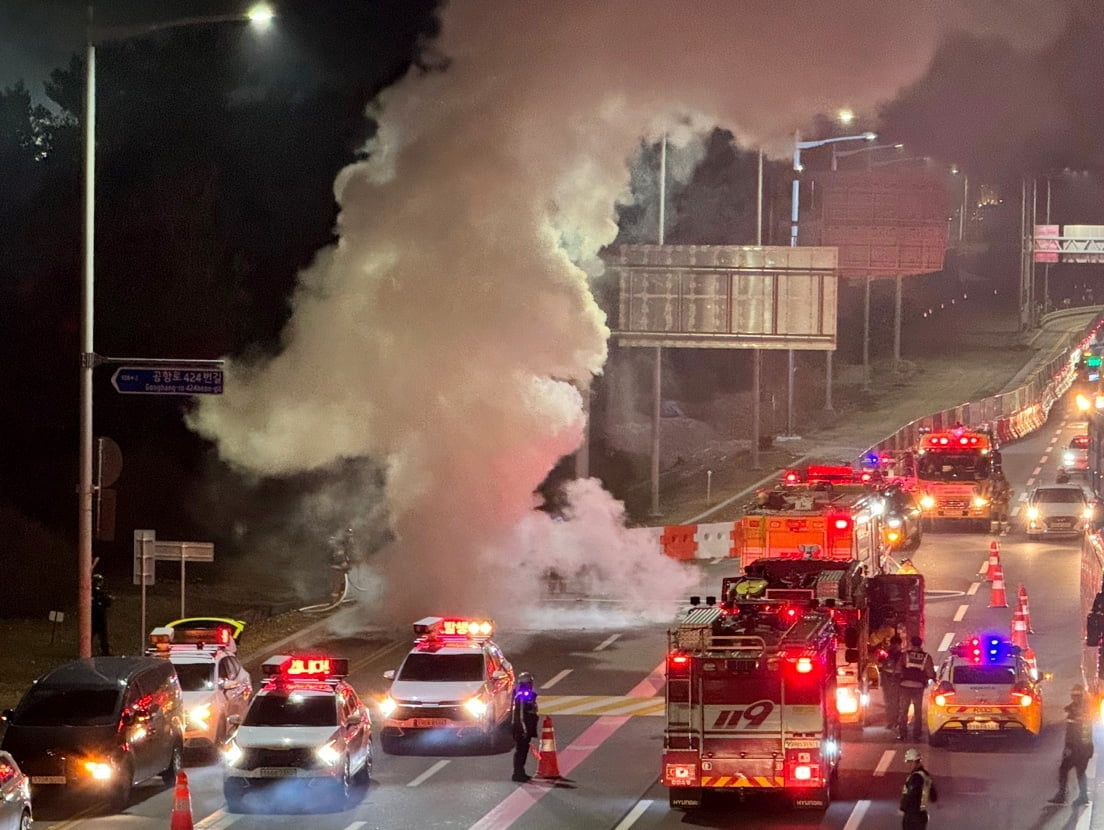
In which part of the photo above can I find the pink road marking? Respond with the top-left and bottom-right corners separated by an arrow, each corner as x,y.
469,660 -> 665,830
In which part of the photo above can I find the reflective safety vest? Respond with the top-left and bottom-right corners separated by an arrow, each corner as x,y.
900,648 -> 931,687
901,768 -> 936,812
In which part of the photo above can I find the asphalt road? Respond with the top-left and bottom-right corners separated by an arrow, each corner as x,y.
30,391 -> 1102,830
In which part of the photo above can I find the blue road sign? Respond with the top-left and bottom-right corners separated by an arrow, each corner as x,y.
111,367 -> 224,396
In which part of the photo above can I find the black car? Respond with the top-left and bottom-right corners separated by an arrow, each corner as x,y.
1,656 -> 184,810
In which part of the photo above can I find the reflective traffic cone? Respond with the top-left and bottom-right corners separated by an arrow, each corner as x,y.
989,563 -> 1008,608
536,716 -> 562,779
1011,605 -> 1030,650
1023,645 -> 1039,681
986,541 -> 1001,582
170,771 -> 194,830
1018,584 -> 1035,633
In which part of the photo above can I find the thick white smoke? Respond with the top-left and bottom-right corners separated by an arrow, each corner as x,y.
188,0 -> 1070,624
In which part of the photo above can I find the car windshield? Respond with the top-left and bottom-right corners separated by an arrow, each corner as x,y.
397,653 -> 485,682
917,453 -> 990,481
1034,489 -> 1084,504
952,665 -> 1016,685
243,693 -> 337,727
174,663 -> 216,692
14,688 -> 120,726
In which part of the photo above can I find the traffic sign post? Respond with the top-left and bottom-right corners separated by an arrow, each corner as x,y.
111,367 -> 223,395
154,541 -> 215,618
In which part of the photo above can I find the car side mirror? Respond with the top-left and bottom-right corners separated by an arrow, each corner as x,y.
346,713 -> 362,727
227,714 -> 242,727
492,670 -> 508,681
383,670 -> 396,681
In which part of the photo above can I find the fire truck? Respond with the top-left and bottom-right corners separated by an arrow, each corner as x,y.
914,425 -> 1010,532
734,465 -> 891,573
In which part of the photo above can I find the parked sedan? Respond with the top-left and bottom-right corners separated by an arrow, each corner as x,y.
0,751 -> 32,830
1024,484 -> 1092,539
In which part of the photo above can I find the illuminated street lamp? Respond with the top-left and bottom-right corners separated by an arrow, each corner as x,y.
78,4 -> 276,658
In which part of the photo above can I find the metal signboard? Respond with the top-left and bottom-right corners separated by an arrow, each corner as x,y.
610,245 -> 838,350
133,529 -> 156,586
112,367 -> 223,395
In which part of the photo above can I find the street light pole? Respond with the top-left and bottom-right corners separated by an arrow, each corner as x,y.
77,3 -> 274,658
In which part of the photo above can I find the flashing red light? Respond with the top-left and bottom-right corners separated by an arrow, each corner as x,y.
833,518 -> 851,531
287,657 -> 333,676
783,470 -> 800,483
860,472 -> 872,482
440,618 -> 494,638
795,657 -> 814,674
960,437 -> 968,445
670,653 -> 689,665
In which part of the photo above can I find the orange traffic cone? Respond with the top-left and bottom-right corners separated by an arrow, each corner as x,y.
1023,645 -> 1039,680
1011,605 -> 1029,650
989,563 -> 1008,608
536,716 -> 562,779
170,771 -> 193,830
1018,584 -> 1035,633
985,541 -> 1001,582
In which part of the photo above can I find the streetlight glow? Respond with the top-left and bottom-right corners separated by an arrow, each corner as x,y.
838,108 -> 855,125
248,4 -> 276,27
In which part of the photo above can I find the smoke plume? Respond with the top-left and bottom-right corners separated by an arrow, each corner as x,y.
188,0 -> 1072,623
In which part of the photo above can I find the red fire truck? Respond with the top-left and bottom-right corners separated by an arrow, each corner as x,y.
914,425 -> 1010,531
734,465 -> 891,573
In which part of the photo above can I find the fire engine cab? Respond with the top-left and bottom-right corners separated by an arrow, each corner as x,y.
735,465 -> 890,573
379,618 -> 515,753
663,594 -> 841,811
915,425 -> 1010,531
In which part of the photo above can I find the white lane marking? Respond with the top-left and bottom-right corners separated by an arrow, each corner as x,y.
1019,492 -> 1029,501
595,634 -> 621,651
843,799 -> 871,830
195,812 -> 239,830
346,823 -> 369,830
938,632 -> 955,652
1033,466 -> 1043,476
978,560 -> 989,575
408,759 -> 450,787
873,749 -> 895,776
542,669 -> 572,690
1042,455 -> 1050,464
1026,478 -> 1035,488
710,557 -> 725,565
953,604 -> 969,622
967,582 -> 981,596
613,799 -> 653,829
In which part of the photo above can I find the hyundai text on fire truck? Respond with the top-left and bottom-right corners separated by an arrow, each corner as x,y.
926,635 -> 1044,746
734,465 -> 891,573
914,425 -> 1010,531
721,559 -> 924,729
662,590 -> 843,811
221,655 -> 371,812
378,617 -> 515,753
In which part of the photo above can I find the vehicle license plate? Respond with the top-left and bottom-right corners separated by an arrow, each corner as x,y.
967,721 -> 1000,731
413,718 -> 450,727
256,767 -> 299,778
31,776 -> 67,784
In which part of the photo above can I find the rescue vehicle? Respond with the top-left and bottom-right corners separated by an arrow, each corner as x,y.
735,465 -> 891,573
147,618 -> 252,755
913,425 -> 1010,531
378,617 -> 515,753
1081,523 -> 1104,722
662,593 -> 842,811
721,559 -> 924,728
926,635 -> 1044,746
222,654 -> 371,812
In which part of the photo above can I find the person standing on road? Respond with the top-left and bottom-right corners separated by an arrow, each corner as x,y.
511,672 -> 540,782
900,747 -> 938,828
1049,685 -> 1095,806
91,573 -> 113,656
879,635 -> 904,730
897,635 -> 936,741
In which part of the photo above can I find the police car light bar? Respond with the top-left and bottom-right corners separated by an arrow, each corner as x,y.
261,655 -> 349,680
149,627 -> 174,651
413,617 -> 495,640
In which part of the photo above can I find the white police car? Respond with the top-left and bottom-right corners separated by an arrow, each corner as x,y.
378,617 -> 515,753
222,655 -> 371,812
148,619 -> 252,757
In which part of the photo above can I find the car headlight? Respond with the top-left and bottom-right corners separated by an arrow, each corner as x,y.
973,496 -> 988,508
1084,507 -> 1096,520
886,517 -> 902,528
315,741 -> 342,767
188,703 -> 211,729
83,760 -> 113,780
379,697 -> 397,717
464,696 -> 489,717
920,495 -> 935,509
1065,453 -> 1076,465
222,739 -> 243,766
1026,506 -> 1040,520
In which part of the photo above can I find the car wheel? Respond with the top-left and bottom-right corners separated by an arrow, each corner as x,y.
224,789 -> 247,814
334,759 -> 352,809
110,759 -> 133,812
18,809 -> 31,830
161,739 -> 184,786
354,744 -> 372,785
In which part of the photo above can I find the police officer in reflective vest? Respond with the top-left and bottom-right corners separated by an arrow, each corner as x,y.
511,672 -> 539,782
897,635 -> 935,741
900,747 -> 938,828
1049,685 -> 1095,806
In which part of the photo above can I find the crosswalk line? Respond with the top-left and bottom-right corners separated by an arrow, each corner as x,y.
539,694 -> 665,717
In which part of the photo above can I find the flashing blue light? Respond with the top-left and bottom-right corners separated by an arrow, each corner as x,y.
864,452 -> 880,466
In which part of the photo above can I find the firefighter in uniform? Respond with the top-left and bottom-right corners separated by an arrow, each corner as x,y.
897,635 -> 935,742
511,672 -> 540,782
878,634 -> 904,730
900,747 -> 938,828
1049,685 -> 1095,806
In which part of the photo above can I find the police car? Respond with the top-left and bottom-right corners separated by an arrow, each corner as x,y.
378,617 -> 515,753
926,634 -> 1044,747
148,618 -> 252,757
221,655 -> 371,812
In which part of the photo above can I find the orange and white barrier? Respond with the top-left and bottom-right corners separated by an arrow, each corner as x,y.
536,716 -> 562,779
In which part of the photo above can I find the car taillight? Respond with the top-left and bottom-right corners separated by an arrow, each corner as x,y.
793,765 -> 813,780
836,686 -> 860,714
1017,693 -> 1033,707
934,690 -> 955,706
